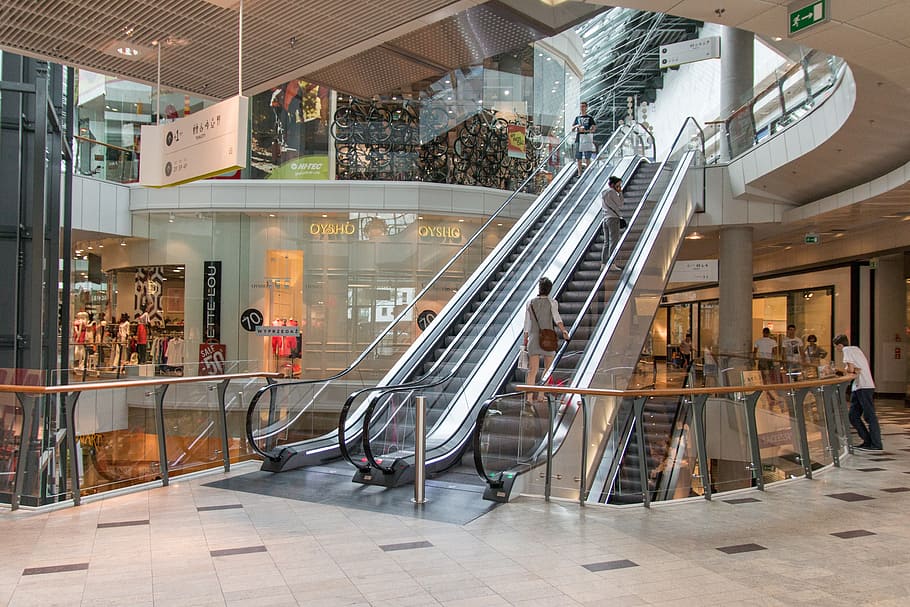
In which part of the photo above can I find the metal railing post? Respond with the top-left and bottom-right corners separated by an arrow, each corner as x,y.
633,397 -> 650,508
153,384 -> 170,486
743,391 -> 764,491
790,387 -> 813,479
66,392 -> 82,506
578,397 -> 588,507
412,395 -> 427,505
691,394 -> 712,501
216,378 -> 232,472
545,396 -> 554,502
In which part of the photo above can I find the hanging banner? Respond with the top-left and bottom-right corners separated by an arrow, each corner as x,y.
203,261 -> 222,342
507,124 -> 526,159
140,95 -> 248,187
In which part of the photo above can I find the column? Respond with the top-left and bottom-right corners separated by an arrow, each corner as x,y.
720,26 -> 754,160
719,226 -> 753,360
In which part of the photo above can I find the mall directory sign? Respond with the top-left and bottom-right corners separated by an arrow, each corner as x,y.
140,95 -> 249,187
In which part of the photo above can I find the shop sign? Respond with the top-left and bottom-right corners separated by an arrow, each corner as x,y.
507,124 -> 526,159
240,308 -> 264,332
659,36 -> 721,69
418,224 -> 462,242
268,155 -> 331,179
309,221 -> 357,239
198,342 -> 226,376
139,95 -> 249,187
203,261 -> 222,341
250,278 -> 291,290
255,325 -> 301,337
669,260 -> 717,283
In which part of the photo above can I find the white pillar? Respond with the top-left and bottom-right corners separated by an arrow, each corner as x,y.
719,226 -> 753,359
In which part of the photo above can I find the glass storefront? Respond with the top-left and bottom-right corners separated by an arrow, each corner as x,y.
70,210 -> 513,380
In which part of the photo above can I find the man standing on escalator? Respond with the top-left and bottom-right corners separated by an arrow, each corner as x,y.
601,175 -> 624,269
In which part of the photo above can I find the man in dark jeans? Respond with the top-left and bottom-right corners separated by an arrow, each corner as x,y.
833,334 -> 882,451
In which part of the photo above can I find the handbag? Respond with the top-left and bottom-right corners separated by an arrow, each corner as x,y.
578,133 -> 595,153
530,301 -> 558,351
517,346 -> 529,370
619,216 -> 628,229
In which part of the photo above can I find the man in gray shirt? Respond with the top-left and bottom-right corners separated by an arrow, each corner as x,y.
601,175 -> 623,268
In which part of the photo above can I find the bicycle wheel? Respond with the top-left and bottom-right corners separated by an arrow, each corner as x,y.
368,107 -> 391,143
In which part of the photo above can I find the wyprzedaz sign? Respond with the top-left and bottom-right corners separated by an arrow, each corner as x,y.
788,0 -> 828,36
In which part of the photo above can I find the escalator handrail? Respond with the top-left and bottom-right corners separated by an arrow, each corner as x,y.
359,371 -> 457,474
355,124 -> 654,473
244,133 -> 576,460
472,392 -> 522,487
543,118 -> 705,384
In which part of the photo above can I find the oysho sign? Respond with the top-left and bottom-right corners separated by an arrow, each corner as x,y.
418,224 -> 462,242
309,221 -> 357,238
203,261 -> 222,341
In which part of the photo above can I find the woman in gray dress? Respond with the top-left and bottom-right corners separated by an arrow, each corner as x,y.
522,277 -> 569,401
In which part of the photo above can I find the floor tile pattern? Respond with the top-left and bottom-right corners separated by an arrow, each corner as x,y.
2,398 -> 910,606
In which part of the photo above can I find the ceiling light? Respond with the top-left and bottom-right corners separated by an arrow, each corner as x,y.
503,90 -> 510,96
177,266 -> 185,270
458,219 -> 465,223
86,244 -> 94,250
116,46 -> 140,57
685,232 -> 703,240
321,214 -> 328,218
119,239 -> 126,246
97,243 -> 103,248
773,36 -> 783,41
268,213 -> 276,217
168,213 -> 175,222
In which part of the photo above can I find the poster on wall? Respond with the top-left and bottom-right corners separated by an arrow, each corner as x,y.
251,79 -> 329,179
507,124 -> 526,159
139,95 -> 249,187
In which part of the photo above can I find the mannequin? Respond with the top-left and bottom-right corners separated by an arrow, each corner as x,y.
72,311 -> 89,370
136,308 -> 150,364
116,313 -> 131,371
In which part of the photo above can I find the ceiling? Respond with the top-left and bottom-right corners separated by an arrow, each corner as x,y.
0,0 -> 603,99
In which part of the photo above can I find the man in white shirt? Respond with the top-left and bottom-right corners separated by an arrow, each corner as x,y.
781,324 -> 804,375
833,334 -> 882,451
753,327 -> 777,380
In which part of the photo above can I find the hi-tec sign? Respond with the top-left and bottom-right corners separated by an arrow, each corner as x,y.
789,0 -> 828,36
659,36 -> 720,69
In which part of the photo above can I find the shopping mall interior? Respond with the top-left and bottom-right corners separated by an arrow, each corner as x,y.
1,0 -> 910,604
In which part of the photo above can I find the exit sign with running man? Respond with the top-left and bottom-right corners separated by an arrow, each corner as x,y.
789,0 -> 828,36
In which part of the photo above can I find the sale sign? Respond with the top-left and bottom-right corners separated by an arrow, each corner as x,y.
198,342 -> 226,376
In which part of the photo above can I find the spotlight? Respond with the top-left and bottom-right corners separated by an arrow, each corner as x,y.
119,239 -> 126,247
168,213 -> 175,223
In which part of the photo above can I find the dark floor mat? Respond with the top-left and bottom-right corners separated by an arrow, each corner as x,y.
204,465 -> 498,525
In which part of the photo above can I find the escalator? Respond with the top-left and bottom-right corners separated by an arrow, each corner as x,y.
473,118 -> 706,503
345,139 -> 647,487
245,126 -> 654,475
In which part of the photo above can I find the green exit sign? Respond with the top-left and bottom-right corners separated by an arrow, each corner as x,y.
789,0 -> 828,36
804,233 -> 819,244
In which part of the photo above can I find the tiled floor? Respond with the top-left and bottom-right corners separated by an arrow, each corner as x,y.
2,399 -> 910,606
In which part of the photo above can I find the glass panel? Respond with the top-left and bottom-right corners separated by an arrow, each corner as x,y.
77,387 -> 161,495
652,404 -> 701,501
0,390 -> 21,497
802,384 -> 833,468
805,53 -> 839,97
755,387 -> 804,481
477,396 -> 544,486
703,395 -> 755,494
163,382 -> 223,476
780,68 -> 809,117
752,86 -> 782,139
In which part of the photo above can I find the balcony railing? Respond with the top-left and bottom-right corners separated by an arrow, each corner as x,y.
0,366 -> 279,510
74,135 -> 139,184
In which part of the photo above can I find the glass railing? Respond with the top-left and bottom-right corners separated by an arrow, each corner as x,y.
0,365 -> 278,509
703,50 -> 845,163
474,366 -> 853,505
74,135 -> 140,184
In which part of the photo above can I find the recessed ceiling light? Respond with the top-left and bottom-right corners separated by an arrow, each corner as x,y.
268,213 -> 276,217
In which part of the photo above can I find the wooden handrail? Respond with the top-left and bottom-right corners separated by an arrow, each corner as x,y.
517,372 -> 854,399
73,134 -> 138,155
0,371 -> 282,395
